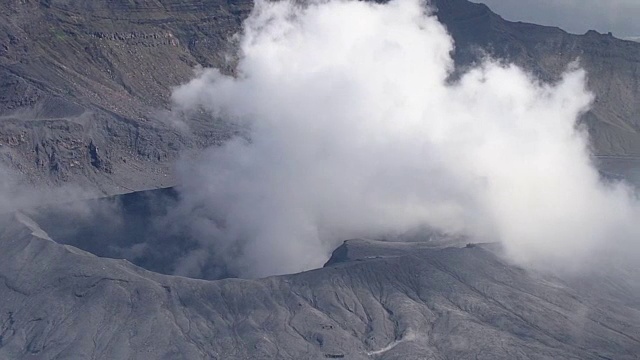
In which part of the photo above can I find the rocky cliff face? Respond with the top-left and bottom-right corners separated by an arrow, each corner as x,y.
1,0 -> 640,194
0,0 -> 251,193
434,0 -> 640,158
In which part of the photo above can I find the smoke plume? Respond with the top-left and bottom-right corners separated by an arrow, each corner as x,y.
171,0 -> 639,278
0,165 -> 95,215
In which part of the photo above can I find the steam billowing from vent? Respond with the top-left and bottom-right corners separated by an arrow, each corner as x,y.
171,0 -> 639,277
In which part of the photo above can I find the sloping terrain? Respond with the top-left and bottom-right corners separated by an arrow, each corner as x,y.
436,0 -> 640,158
1,214 -> 640,359
0,0 -> 251,193
1,0 -> 640,193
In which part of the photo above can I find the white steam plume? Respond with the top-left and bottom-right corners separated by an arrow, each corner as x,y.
0,165 -> 94,215
172,0 -> 639,278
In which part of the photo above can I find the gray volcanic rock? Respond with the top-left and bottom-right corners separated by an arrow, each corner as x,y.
0,0 -> 249,193
432,0 -> 640,158
1,214 -> 640,359
2,0 -> 640,193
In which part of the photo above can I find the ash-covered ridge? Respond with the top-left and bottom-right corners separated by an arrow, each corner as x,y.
1,212 -> 640,359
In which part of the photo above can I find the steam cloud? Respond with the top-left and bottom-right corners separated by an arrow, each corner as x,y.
0,165 -> 93,215
171,0 -> 640,278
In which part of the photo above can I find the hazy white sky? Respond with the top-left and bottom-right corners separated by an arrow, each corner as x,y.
475,0 -> 640,39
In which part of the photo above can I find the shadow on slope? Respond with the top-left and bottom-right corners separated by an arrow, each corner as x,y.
28,187 -> 234,280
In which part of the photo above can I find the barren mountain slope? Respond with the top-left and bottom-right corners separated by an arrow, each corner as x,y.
1,0 -> 640,193
0,0 -> 251,193
1,214 -> 640,359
